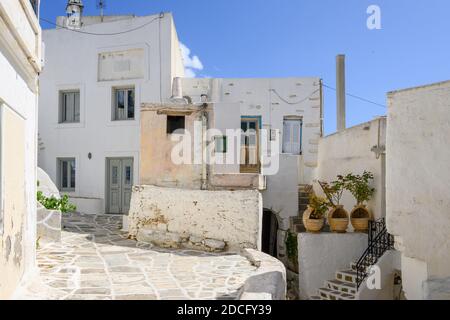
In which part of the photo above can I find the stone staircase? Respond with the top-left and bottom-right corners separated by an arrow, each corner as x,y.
289,185 -> 312,233
309,262 -> 361,300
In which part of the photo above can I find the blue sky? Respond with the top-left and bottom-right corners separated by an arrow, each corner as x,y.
40,0 -> 450,134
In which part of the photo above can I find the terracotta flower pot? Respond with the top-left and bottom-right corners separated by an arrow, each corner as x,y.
350,205 -> 372,232
303,207 -> 324,233
328,205 -> 349,233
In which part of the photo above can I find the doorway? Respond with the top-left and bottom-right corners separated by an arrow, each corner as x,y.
240,117 -> 261,173
106,158 -> 133,214
262,209 -> 279,257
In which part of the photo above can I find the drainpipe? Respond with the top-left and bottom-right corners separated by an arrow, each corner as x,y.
200,101 -> 209,190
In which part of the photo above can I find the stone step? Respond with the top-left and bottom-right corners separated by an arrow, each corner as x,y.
325,279 -> 357,295
336,270 -> 358,285
309,295 -> 322,300
318,288 -> 347,300
318,287 -> 356,301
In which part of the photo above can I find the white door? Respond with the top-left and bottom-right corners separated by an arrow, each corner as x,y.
107,158 -> 133,214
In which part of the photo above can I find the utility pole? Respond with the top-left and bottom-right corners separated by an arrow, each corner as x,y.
97,0 -> 106,22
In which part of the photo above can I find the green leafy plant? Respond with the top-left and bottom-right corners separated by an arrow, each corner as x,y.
285,231 -> 298,264
318,178 -> 346,207
308,194 -> 330,219
342,171 -> 375,205
37,191 -> 77,213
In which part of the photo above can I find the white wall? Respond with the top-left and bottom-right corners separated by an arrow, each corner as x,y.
297,232 -> 367,300
358,250 -> 401,300
316,118 -> 386,223
0,0 -> 41,299
38,13 -> 184,214
387,80 -> 450,299
128,185 -> 262,251
181,78 -> 322,225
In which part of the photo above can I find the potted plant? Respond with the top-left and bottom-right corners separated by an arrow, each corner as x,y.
302,194 -> 329,233
343,171 -> 375,232
319,179 -> 349,233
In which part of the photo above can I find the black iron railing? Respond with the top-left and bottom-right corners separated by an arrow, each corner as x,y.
355,218 -> 394,289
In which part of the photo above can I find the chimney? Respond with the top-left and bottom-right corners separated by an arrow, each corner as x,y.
336,54 -> 346,132
172,77 -> 183,99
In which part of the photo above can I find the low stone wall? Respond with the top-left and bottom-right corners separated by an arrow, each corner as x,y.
239,249 -> 287,300
298,232 -> 367,300
37,204 -> 61,242
128,185 -> 262,252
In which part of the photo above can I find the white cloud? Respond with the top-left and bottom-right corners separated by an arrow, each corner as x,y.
180,42 -> 204,78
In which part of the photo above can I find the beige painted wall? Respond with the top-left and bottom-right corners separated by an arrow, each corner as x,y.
316,118 -> 386,224
140,106 -> 204,189
387,80 -> 450,299
0,106 -> 26,299
128,185 -> 262,250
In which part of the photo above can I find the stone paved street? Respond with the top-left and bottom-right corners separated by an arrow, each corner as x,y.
16,213 -> 258,300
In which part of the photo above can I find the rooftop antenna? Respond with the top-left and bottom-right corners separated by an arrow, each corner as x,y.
96,0 -> 106,22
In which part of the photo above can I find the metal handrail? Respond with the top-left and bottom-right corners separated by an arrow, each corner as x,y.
356,218 -> 394,289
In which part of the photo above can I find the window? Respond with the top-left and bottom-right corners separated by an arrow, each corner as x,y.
59,90 -> 80,123
113,87 -> 135,121
283,118 -> 303,155
167,116 -> 185,134
214,136 -> 228,153
59,158 -> 76,191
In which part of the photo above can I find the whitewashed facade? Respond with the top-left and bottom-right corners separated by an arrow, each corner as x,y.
0,0 -> 42,299
38,13 -> 185,214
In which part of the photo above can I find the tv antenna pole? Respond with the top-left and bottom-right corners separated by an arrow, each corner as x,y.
96,0 -> 106,21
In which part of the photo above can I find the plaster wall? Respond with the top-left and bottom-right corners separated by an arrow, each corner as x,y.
358,250 -> 401,300
38,13 -> 184,214
128,185 -> 262,251
0,0 -> 40,299
181,78 -> 322,224
140,106 -> 203,189
297,232 -> 367,300
386,80 -> 450,299
316,118 -> 386,224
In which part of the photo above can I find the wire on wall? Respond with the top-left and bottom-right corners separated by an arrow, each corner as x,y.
39,12 -> 164,36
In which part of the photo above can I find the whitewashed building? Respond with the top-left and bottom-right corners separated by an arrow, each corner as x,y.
39,7 -> 323,237
38,11 -> 185,214
0,0 -> 42,299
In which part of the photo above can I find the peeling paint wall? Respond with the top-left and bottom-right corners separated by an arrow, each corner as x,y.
140,107 -> 204,189
0,106 -> 27,299
316,118 -> 386,224
0,0 -> 40,300
128,185 -> 262,251
387,80 -> 450,299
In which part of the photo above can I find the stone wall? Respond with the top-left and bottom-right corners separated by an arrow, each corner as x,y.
128,185 -> 262,252
36,205 -> 61,243
239,249 -> 287,300
387,80 -> 450,300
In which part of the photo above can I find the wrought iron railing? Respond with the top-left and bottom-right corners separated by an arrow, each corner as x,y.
355,218 -> 394,289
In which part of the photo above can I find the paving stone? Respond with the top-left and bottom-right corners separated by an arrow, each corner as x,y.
16,212 -> 258,300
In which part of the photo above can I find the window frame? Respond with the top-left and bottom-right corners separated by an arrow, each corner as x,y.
112,87 -> 135,121
59,90 -> 81,124
282,117 -> 303,155
214,136 -> 228,154
166,115 -> 186,134
58,158 -> 76,192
